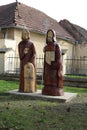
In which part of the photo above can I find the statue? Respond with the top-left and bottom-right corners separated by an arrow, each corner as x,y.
18,29 -> 36,93
42,29 -> 64,96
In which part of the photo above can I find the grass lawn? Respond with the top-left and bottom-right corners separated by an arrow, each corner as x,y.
0,79 -> 87,93
0,80 -> 87,130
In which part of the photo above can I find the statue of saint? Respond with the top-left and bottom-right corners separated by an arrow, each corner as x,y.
42,29 -> 64,96
18,29 -> 36,93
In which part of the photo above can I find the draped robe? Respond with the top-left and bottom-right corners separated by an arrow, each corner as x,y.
42,42 -> 64,96
18,40 -> 36,92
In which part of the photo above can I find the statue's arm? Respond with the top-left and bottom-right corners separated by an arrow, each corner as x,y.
18,43 -> 25,60
51,44 -> 62,69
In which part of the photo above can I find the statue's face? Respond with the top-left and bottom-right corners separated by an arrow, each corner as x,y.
47,30 -> 53,43
22,30 -> 30,41
46,29 -> 56,44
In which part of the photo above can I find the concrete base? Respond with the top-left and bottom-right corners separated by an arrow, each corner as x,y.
8,89 -> 77,103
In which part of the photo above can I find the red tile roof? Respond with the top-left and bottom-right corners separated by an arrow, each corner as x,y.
0,3 -> 16,27
59,19 -> 87,43
0,2 -> 75,42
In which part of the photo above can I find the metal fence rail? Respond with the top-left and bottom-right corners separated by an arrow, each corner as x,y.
4,56 -> 87,76
65,57 -> 87,75
5,56 -> 44,75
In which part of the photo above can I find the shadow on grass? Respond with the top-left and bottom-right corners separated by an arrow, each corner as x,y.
0,92 -> 11,95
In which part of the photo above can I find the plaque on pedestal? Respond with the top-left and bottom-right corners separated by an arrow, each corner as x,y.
24,62 -> 35,93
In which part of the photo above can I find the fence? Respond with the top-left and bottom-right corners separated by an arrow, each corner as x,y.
65,57 -> 87,75
4,56 -> 87,76
5,55 -> 44,76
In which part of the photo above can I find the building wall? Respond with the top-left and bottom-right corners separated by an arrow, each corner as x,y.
75,43 -> 87,58
0,27 -> 75,74
0,39 -> 16,50
30,32 -> 45,57
11,28 -> 74,59
1,27 -> 87,58
58,39 -> 74,58
0,28 -> 14,39
58,39 -> 74,75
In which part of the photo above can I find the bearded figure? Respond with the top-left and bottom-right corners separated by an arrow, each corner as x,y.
18,29 -> 36,93
42,29 -> 64,96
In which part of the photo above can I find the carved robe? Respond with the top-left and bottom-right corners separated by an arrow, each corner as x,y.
18,40 -> 36,92
42,43 -> 64,96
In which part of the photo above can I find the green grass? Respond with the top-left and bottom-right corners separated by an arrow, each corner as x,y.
0,80 -> 19,92
64,86 -> 87,93
0,80 -> 87,93
0,92 -> 87,130
0,80 -> 87,130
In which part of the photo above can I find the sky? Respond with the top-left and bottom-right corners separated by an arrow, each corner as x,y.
0,0 -> 87,30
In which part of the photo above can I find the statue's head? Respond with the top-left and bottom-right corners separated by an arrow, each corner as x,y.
21,29 -> 30,41
46,29 -> 56,44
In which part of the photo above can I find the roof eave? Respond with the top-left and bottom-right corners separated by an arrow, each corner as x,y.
0,25 -> 46,35
57,35 -> 76,44
0,25 -> 76,44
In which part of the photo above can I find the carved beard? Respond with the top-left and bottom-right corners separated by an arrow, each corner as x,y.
47,30 -> 53,43
47,36 -> 53,43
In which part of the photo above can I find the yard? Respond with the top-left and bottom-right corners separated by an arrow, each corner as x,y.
0,80 -> 87,130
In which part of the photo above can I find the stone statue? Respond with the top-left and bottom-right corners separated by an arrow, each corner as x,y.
18,29 -> 36,93
42,29 -> 64,96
